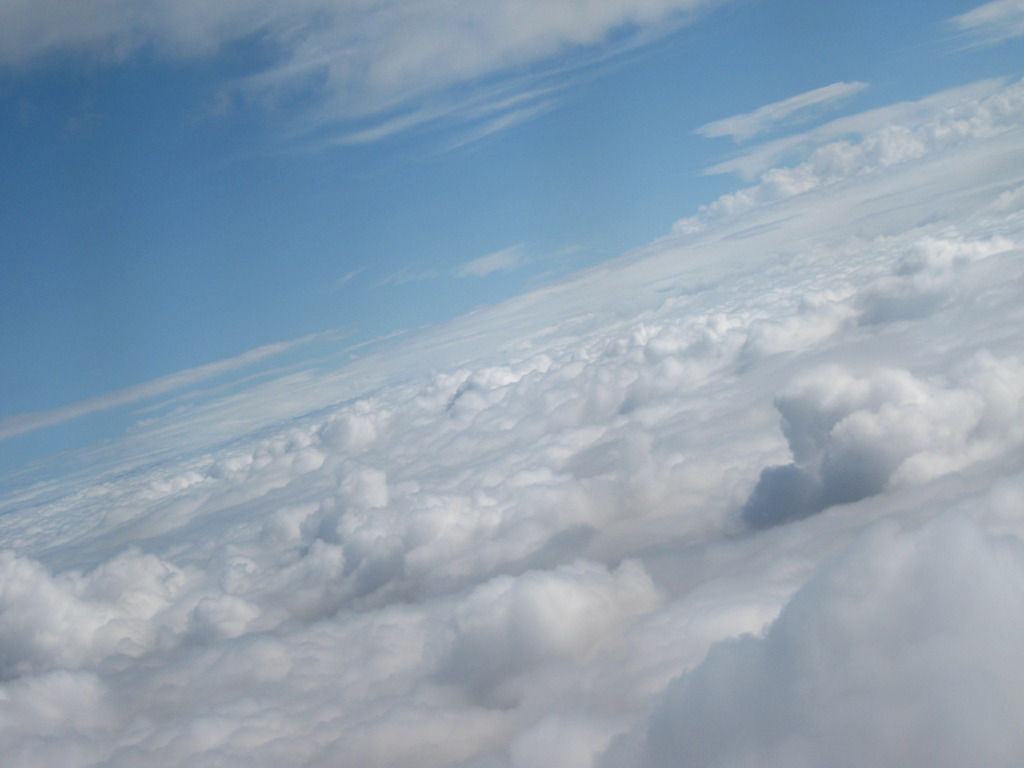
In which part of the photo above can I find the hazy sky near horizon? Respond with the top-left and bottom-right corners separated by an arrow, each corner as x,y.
2,0 -> 1024,470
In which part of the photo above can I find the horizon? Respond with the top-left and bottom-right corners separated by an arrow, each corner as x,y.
3,0 -> 1023,474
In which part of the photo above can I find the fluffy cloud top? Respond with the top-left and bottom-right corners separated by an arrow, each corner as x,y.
1,79 -> 1024,767
620,515 -> 1024,768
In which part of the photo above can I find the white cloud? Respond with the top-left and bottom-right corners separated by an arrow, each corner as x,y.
375,265 -> 441,287
702,78 -> 1006,181
457,246 -> 527,278
949,0 -> 1024,46
742,349 -> 1022,529
674,78 -> 1024,232
330,267 -> 364,292
0,0 -> 724,142
2,79 -> 1024,768
695,81 -> 868,142
0,331 -> 332,443
619,514 -> 1024,768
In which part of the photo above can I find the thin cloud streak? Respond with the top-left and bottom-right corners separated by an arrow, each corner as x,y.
330,268 -> 365,292
949,0 -> 1024,46
374,266 -> 441,288
695,81 -> 868,142
456,246 -> 527,278
0,332 -> 331,443
0,0 -> 728,145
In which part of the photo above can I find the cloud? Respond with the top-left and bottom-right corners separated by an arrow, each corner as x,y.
0,0 -> 725,143
695,82 -> 868,142
440,559 -> 659,706
701,78 -> 1007,181
324,84 -> 564,148
674,78 -> 1024,232
617,514 -> 1024,768
742,349 -> 1023,529
949,0 -> 1024,46
375,266 -> 441,287
0,331 -> 332,444
330,267 -> 365,292
2,79 -> 1024,767
456,246 -> 527,278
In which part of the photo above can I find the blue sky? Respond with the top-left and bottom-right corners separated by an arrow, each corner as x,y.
1,0 -> 1023,472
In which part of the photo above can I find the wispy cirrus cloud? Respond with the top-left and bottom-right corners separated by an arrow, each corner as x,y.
0,0 -> 728,145
456,246 -> 527,278
375,265 -> 441,288
949,0 -> 1024,46
0,332 -> 330,443
330,267 -> 365,292
695,81 -> 868,142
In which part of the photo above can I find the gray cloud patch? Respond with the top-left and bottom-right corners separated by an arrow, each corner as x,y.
620,515 -> 1024,768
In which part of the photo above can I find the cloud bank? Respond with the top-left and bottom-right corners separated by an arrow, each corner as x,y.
675,77 -> 1024,231
1,78 -> 1024,768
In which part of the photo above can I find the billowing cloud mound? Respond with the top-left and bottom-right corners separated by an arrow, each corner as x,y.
620,515 -> 1024,768
743,351 -> 1024,528
2,78 -> 1024,767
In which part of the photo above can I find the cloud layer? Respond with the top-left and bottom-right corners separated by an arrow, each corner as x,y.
676,77 -> 1024,231
2,78 -> 1024,767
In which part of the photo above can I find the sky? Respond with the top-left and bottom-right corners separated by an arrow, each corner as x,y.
1,1 -> 1024,767
1,0 -> 1023,469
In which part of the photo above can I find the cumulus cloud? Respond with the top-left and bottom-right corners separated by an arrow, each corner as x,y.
695,81 -> 868,142
0,547 -> 198,679
619,515 -> 1024,768
1,79 -> 1024,767
440,559 -> 659,706
742,352 -> 1024,529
